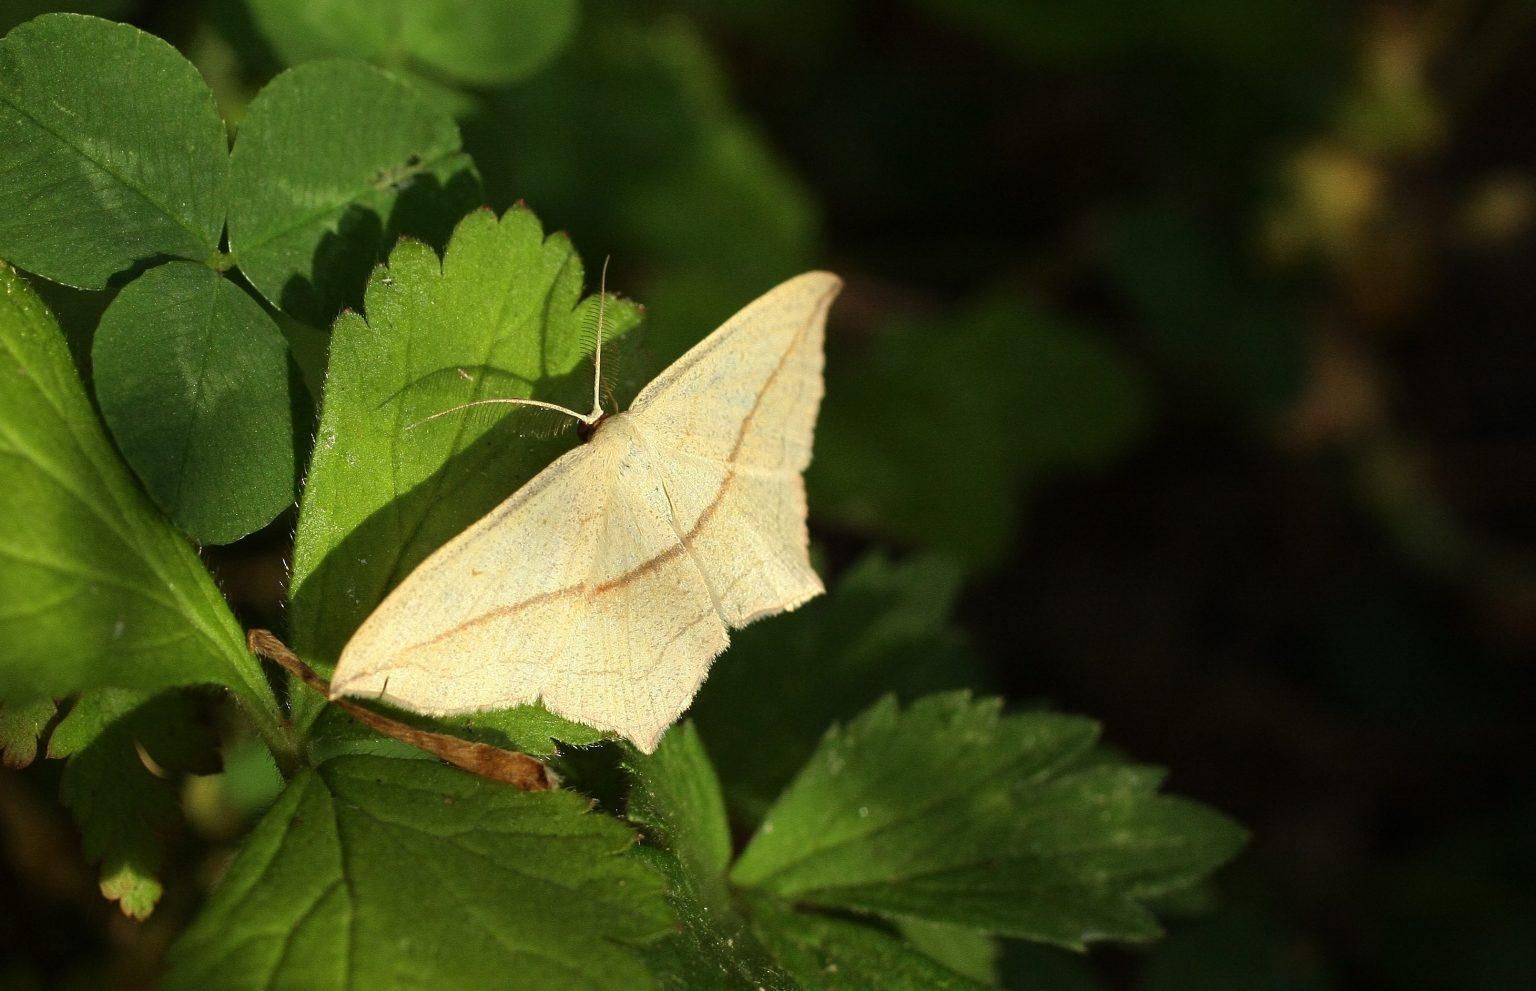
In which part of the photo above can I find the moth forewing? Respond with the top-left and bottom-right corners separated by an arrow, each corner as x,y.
331,271 -> 843,751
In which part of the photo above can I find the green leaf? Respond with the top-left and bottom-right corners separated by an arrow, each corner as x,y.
0,14 -> 229,288
50,688 -> 220,919
693,553 -> 984,822
0,263 -> 280,733
732,694 -> 1246,950
91,261 -> 296,544
895,920 -> 999,986
0,696 -> 54,767
747,898 -> 993,991
164,755 -> 672,990
811,297 -> 1148,569
466,14 -> 818,369
634,847 -> 798,991
247,0 -> 577,88
228,59 -> 480,325
627,722 -> 732,886
288,205 -> 639,738
303,691 -> 606,766
626,725 -> 989,989
626,728 -> 797,990
0,3 -> 128,36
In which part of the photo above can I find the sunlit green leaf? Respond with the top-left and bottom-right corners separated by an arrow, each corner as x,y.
229,59 -> 479,325
0,696 -> 54,767
0,263 -> 278,730
164,755 -> 672,990
0,14 -> 228,288
288,205 -> 639,741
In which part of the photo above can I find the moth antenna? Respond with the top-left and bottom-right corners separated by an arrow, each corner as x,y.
592,255 -> 611,420
405,396 -> 594,431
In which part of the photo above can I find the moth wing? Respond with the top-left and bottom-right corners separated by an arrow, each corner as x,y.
331,438 -> 728,751
628,270 -> 841,473
627,271 -> 841,626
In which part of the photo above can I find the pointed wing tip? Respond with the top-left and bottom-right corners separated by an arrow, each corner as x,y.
794,270 -> 844,293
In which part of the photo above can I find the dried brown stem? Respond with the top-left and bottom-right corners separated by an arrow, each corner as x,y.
246,629 -> 557,792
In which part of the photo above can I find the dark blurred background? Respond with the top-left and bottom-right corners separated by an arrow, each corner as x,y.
3,1 -> 1535,988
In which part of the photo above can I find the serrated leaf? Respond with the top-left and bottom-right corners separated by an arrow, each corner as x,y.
228,59 -> 480,325
50,688 -> 220,919
747,898 -> 993,991
466,14 -> 818,369
626,722 -> 989,989
247,0 -> 577,88
732,694 -> 1246,950
164,755 -> 672,991
91,261 -> 296,544
0,263 -> 279,732
693,553 -> 983,822
303,691 -> 605,766
288,205 -> 640,740
0,696 -> 54,767
810,298 -> 1147,568
0,14 -> 228,288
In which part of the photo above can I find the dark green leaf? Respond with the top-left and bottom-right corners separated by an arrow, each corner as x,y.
0,14 -> 228,288
228,59 -> 479,325
732,694 -> 1246,950
164,755 -> 672,990
466,14 -> 818,369
0,263 -> 280,733
91,261 -> 296,544
998,941 -> 1103,991
627,722 -> 732,886
247,0 -> 577,88
895,920 -> 999,986
694,553 -> 983,822
627,728 -> 797,990
287,205 -> 640,740
810,297 -> 1147,568
1111,207 -> 1304,415
1137,914 -> 1337,991
636,848 -> 799,991
0,696 -> 54,767
50,688 -> 220,918
747,898 -> 992,991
